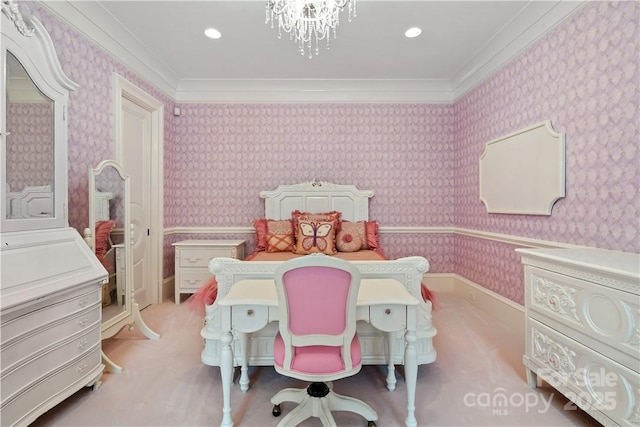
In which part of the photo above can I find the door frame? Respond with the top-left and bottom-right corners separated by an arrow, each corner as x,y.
113,73 -> 164,305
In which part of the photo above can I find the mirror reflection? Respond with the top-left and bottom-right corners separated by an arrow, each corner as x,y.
93,165 -> 127,323
5,51 -> 55,220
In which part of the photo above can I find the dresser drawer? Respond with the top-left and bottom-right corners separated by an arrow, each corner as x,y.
1,304 -> 101,371
527,319 -> 639,426
526,266 -> 640,369
178,247 -> 241,268
0,346 -> 102,427
178,270 -> 213,291
1,288 -> 100,345
0,323 -> 101,403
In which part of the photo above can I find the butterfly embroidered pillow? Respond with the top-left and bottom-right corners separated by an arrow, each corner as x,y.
293,219 -> 337,255
291,210 -> 342,235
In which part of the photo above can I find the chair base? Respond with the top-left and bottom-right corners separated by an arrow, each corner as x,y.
271,382 -> 378,427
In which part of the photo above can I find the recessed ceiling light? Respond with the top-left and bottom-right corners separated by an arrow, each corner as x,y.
405,27 -> 422,38
204,28 -> 222,39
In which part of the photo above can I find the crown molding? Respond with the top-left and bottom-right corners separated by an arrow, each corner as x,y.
37,0 -> 587,104
175,79 -> 455,104
36,0 -> 179,99
451,1 -> 587,101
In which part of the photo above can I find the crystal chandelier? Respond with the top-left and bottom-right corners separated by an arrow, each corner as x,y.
266,0 -> 356,58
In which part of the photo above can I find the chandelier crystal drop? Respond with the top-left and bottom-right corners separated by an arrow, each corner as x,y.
266,0 -> 356,58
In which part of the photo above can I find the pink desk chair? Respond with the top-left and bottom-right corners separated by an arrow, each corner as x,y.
270,254 -> 378,427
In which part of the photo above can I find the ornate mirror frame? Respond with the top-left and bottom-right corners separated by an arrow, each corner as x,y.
1,1 -> 78,232
89,160 -> 132,334
89,160 -> 159,373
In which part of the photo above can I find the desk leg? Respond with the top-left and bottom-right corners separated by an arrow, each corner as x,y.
385,331 -> 397,391
220,328 -> 234,427
404,308 -> 418,427
238,332 -> 250,392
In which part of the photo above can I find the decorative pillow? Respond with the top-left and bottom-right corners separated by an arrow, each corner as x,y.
292,210 -> 342,234
266,233 -> 295,253
293,219 -> 337,255
94,220 -> 116,267
364,220 -> 380,250
253,218 -> 268,251
335,221 -> 379,252
336,230 -> 363,253
253,218 -> 294,252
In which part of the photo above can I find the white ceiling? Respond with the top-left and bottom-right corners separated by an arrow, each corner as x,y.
39,0 -> 586,103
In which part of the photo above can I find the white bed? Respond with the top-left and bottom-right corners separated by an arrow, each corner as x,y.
200,180 -> 437,368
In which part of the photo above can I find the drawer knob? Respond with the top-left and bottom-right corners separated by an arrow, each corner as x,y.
78,339 -> 89,352
385,308 -> 392,316
187,257 -> 200,263
77,362 -> 89,374
247,309 -> 255,317
79,297 -> 89,307
77,316 -> 89,328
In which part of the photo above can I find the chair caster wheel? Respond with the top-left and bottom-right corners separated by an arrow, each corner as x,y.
367,421 -> 377,427
272,404 -> 282,417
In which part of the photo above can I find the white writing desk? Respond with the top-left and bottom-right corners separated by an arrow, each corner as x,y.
218,278 -> 419,427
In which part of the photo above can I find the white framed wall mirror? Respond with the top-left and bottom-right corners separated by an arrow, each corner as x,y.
1,14 -> 76,232
87,160 -> 159,373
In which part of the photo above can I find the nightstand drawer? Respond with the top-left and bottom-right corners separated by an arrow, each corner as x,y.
178,270 -> 213,291
178,247 -> 223,268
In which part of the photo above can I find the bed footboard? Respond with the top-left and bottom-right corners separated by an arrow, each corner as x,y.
201,256 -> 437,367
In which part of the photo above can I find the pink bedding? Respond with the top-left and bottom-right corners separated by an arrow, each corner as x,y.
186,249 -> 435,316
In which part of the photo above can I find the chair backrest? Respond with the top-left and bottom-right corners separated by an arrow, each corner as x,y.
274,254 -> 361,373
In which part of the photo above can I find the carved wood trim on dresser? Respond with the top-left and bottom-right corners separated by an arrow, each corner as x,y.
517,248 -> 640,427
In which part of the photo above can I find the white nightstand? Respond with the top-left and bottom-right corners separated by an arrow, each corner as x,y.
172,239 -> 245,304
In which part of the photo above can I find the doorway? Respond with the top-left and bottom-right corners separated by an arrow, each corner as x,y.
113,74 -> 164,307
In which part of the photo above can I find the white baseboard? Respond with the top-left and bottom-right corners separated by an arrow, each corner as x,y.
162,276 -> 174,302
423,272 -> 524,336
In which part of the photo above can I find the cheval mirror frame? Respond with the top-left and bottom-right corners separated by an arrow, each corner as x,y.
87,160 -> 159,373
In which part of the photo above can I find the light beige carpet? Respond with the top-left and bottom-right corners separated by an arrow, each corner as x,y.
32,293 -> 600,426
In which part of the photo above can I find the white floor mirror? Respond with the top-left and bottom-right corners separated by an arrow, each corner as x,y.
85,160 -> 159,373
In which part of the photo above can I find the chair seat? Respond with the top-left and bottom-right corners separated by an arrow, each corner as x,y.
274,332 -> 361,375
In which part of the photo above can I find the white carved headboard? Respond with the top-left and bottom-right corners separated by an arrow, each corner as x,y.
94,191 -> 114,221
260,180 -> 373,221
7,185 -> 53,218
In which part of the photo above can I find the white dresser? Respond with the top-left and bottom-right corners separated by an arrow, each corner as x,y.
1,5 -> 107,425
173,240 -> 245,303
516,247 -> 640,427
0,229 -> 106,426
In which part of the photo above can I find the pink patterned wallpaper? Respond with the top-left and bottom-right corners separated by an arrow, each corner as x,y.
24,1 -> 638,304
6,103 -> 53,190
27,1 -> 176,234
454,1 -> 639,303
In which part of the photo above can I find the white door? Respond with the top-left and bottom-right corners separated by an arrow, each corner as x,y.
114,74 -> 164,307
120,96 -> 152,308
